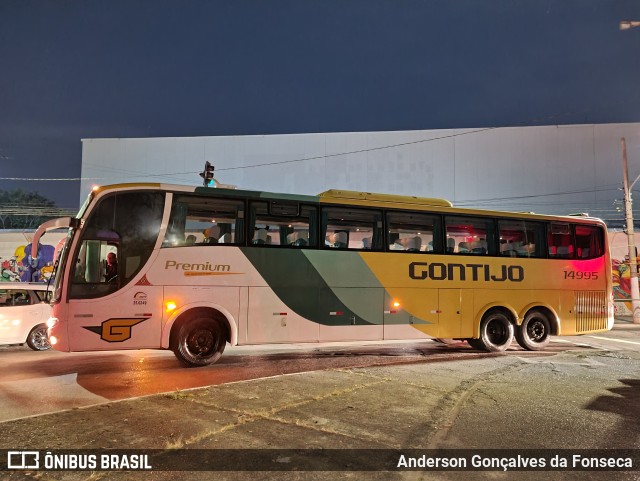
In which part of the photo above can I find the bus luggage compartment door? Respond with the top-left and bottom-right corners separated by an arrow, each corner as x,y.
383,289 -> 438,340
318,287 -> 384,342
438,289 -> 463,339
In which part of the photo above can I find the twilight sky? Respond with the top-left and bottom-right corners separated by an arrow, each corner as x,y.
1,0 -> 640,209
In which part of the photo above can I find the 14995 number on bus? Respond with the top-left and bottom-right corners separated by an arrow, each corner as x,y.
563,271 -> 599,280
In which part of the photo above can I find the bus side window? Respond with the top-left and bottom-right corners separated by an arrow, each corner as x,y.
548,223 -> 574,259
386,211 -> 440,254
321,207 -> 383,251
444,216 -> 495,256
165,196 -> 244,248
249,201 -> 317,248
498,220 -> 544,258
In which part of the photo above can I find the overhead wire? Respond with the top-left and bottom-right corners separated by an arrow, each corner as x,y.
0,108 -> 636,223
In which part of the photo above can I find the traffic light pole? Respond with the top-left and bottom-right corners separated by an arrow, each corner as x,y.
621,138 -> 640,323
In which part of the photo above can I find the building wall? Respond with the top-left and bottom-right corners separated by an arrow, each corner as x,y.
0,231 -> 66,283
81,123 -> 640,223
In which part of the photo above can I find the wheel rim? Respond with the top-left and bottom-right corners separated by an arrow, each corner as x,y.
526,319 -> 547,342
185,328 -> 217,358
31,328 -> 51,350
486,318 -> 509,345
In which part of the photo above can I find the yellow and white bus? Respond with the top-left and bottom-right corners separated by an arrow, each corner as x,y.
32,183 -> 613,366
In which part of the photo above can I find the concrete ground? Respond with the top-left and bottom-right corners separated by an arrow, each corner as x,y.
1,318 -> 639,481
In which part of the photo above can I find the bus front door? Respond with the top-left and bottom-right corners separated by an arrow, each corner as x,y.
64,286 -> 164,352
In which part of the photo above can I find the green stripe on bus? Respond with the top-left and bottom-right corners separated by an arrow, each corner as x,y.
240,248 -> 378,326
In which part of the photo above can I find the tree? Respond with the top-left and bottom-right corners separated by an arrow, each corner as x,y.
0,189 -> 66,229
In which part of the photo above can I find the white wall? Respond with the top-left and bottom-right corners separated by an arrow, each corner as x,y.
80,123 -> 640,221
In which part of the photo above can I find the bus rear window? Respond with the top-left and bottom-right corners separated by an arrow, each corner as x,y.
547,223 -> 604,260
575,225 -> 604,259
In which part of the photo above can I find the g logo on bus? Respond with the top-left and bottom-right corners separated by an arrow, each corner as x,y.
84,318 -> 148,342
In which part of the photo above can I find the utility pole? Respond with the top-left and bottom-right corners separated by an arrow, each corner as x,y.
621,138 -> 640,323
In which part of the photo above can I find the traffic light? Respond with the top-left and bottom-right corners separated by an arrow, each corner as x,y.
199,161 -> 215,186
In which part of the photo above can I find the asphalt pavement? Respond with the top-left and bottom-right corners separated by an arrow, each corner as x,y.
1,318 -> 639,481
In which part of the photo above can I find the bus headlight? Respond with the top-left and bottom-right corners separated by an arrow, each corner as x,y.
47,317 -> 58,328
49,336 -> 58,345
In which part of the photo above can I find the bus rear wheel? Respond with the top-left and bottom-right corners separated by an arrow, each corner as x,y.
515,310 -> 551,351
466,337 -> 485,350
479,311 -> 514,352
173,317 -> 226,367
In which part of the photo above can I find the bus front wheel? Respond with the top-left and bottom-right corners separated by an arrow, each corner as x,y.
515,310 -> 551,351
173,317 -> 227,367
479,311 -> 514,352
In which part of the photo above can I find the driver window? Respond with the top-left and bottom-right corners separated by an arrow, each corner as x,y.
71,240 -> 119,297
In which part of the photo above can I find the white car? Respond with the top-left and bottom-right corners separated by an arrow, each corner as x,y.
0,283 -> 52,351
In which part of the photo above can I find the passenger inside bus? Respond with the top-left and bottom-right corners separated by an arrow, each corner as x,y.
405,236 -> 422,252
501,241 -> 518,256
287,230 -> 309,247
203,226 -> 220,244
332,232 -> 348,248
105,252 -> 118,283
253,228 -> 269,245
297,230 -> 309,246
446,237 -> 456,253
219,233 -> 233,243
470,239 -> 487,254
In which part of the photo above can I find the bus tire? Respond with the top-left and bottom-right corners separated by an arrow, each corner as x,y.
466,337 -> 485,350
173,316 -> 227,367
26,324 -> 51,351
479,311 -> 514,352
515,310 -> 551,351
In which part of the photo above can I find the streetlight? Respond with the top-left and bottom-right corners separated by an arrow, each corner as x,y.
621,138 -> 640,323
620,20 -> 640,30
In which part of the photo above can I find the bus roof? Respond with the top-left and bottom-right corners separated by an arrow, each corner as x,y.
318,189 -> 453,207
89,183 -> 606,226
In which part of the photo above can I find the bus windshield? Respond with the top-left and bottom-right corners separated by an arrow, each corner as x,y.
69,191 -> 164,299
